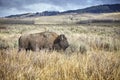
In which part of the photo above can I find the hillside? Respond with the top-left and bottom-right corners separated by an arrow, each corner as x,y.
63,4 -> 120,14
6,11 -> 60,18
6,4 -> 120,18
1,12 -> 120,25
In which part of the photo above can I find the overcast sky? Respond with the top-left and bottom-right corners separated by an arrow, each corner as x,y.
0,0 -> 120,17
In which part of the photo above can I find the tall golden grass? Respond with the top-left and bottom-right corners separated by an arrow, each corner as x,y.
0,49 -> 120,80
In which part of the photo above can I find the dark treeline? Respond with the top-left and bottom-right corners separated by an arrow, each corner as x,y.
77,19 -> 120,24
0,19 -> 34,24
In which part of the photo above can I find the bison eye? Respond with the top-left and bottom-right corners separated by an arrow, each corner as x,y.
59,34 -> 66,40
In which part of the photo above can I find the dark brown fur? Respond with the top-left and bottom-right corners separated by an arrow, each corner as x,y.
18,32 -> 69,52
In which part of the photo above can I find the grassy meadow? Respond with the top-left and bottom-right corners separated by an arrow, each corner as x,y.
0,13 -> 120,80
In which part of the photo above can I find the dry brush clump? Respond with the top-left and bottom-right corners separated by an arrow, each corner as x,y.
0,38 -> 9,50
0,49 -> 120,80
65,31 -> 120,55
0,24 -> 120,53
0,35 -> 19,50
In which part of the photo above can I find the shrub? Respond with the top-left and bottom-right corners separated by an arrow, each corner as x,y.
65,43 -> 87,54
0,39 -> 9,50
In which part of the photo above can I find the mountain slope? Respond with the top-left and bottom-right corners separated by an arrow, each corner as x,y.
63,4 -> 120,14
6,11 -> 60,18
6,4 -> 120,18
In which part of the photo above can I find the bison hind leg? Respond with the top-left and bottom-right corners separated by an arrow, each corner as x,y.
18,48 -> 21,53
18,48 -> 26,53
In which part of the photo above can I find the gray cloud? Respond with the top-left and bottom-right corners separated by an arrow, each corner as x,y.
0,0 -> 120,17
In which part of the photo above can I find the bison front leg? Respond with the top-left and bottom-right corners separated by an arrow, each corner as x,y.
18,48 -> 26,52
18,48 -> 22,52
31,44 -> 40,52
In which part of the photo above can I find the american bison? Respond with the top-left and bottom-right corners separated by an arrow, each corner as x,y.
18,31 -> 69,52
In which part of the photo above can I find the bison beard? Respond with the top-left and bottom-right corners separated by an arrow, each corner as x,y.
18,32 -> 69,52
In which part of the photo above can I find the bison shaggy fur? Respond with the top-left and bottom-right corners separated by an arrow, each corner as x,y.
18,31 -> 69,52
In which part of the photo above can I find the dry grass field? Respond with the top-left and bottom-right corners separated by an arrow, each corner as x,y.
0,13 -> 120,80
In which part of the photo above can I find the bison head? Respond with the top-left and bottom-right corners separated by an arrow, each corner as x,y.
53,34 -> 69,51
